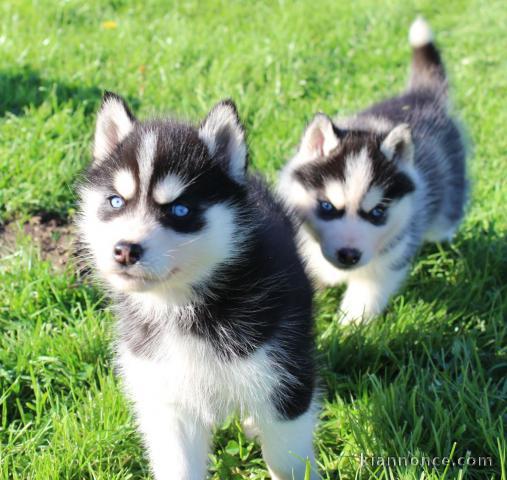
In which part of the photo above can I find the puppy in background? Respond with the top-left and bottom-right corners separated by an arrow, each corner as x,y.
279,18 -> 467,323
77,94 -> 318,479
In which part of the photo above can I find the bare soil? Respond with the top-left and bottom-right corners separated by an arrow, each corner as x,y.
0,213 -> 76,269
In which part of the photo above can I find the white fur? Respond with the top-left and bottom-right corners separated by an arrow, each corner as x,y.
277,167 -> 315,212
280,139 -> 422,322
409,17 -> 433,48
380,124 -> 414,164
79,171 -> 319,477
297,227 -> 348,286
113,169 -> 137,200
342,148 -> 374,210
78,182 -> 243,298
120,336 -> 280,429
279,148 -> 376,218
199,103 -> 246,183
81,117 -> 249,297
81,101 -> 319,479
136,406 -> 210,480
424,217 -> 458,242
338,264 -> 409,324
298,149 -> 376,220
137,131 -> 157,199
152,174 -> 187,204
258,406 -> 319,480
361,185 -> 384,212
325,181 -> 346,210
119,333 -> 317,479
278,17 -> 463,324
300,220 -> 412,323
94,97 -> 134,162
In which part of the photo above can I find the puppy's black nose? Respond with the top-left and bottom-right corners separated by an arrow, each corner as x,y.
114,241 -> 143,266
337,248 -> 361,266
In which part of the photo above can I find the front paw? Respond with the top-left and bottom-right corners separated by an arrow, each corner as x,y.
338,296 -> 381,325
338,302 -> 370,325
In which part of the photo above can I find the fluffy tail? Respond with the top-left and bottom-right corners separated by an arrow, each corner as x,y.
407,17 -> 447,96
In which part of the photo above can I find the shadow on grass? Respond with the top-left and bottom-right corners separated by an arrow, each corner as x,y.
0,66 -> 140,223
0,66 -> 139,117
0,66 -> 100,116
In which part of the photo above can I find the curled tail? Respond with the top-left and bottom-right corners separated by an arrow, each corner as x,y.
407,17 -> 447,97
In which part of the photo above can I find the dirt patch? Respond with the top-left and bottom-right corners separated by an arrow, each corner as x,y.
0,214 -> 77,269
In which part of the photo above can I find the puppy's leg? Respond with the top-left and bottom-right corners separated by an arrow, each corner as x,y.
424,216 -> 460,243
339,266 -> 408,324
257,408 -> 318,480
135,401 -> 211,480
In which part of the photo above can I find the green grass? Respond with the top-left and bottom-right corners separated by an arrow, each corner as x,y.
1,0 -> 506,478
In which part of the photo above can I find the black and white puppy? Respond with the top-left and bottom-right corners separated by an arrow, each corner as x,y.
278,18 -> 467,323
77,94 -> 318,479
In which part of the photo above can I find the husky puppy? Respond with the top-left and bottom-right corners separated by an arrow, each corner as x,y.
77,94 -> 318,479
278,18 -> 467,323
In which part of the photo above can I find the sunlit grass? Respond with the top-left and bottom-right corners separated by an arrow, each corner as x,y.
0,0 -> 506,478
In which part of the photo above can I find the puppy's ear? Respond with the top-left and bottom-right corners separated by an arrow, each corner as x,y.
199,99 -> 247,183
93,91 -> 136,163
298,113 -> 342,160
380,124 -> 414,164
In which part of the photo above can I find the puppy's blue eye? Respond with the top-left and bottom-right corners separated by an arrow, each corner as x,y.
319,200 -> 334,212
170,204 -> 190,217
370,205 -> 386,219
317,199 -> 345,220
109,195 -> 125,209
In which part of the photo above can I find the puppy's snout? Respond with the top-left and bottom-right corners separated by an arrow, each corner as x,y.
114,241 -> 143,266
337,247 -> 361,267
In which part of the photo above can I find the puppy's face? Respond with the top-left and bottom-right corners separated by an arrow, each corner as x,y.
280,115 -> 416,270
78,94 -> 249,295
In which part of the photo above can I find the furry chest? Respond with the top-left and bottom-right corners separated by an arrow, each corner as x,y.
117,333 -> 278,425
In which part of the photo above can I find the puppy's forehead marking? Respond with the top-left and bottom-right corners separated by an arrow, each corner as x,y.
153,174 -> 187,204
343,147 -> 373,210
325,181 -> 345,209
114,169 -> 137,200
137,130 -> 158,196
322,148 -> 375,213
361,186 -> 384,211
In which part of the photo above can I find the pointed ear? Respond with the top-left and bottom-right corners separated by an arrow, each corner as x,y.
298,113 -> 341,160
380,124 -> 414,164
199,99 -> 247,183
93,91 -> 136,163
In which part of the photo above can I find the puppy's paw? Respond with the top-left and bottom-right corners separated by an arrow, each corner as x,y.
338,302 -> 373,325
338,289 -> 383,325
242,417 -> 259,440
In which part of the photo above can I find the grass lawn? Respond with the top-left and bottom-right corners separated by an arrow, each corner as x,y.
1,0 -> 506,478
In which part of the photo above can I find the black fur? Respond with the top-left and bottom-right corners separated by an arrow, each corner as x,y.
102,91 -> 137,122
409,42 -> 447,95
363,90 -> 466,227
283,19 -> 467,285
294,130 -> 416,206
81,103 -> 315,421
86,121 -> 247,232
116,175 -> 315,419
